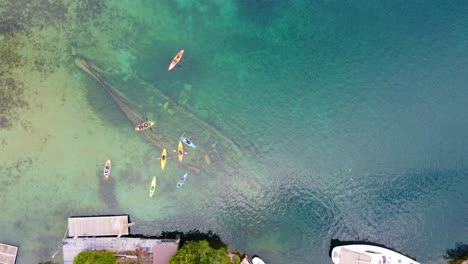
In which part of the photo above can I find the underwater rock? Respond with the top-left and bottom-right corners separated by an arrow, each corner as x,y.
204,154 -> 211,165
208,149 -> 219,165
0,77 -> 28,129
186,164 -> 201,174
198,109 -> 209,120
162,101 -> 175,114
178,83 -> 191,105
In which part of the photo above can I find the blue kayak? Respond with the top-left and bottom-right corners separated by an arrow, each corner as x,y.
176,172 -> 188,189
180,136 -> 196,148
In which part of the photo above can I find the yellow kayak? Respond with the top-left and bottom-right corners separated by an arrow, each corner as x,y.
178,141 -> 183,162
135,120 -> 155,131
149,176 -> 156,197
161,148 -> 167,171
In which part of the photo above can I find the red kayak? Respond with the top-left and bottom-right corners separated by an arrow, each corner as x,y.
168,49 -> 184,71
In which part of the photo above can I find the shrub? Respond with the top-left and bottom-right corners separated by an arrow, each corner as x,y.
73,250 -> 116,264
445,243 -> 468,264
169,240 -> 231,264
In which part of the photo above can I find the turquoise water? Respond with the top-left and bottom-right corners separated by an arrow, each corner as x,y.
1,0 -> 468,263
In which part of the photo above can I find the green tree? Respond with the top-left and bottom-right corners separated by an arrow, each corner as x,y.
73,251 -> 116,264
445,243 -> 468,264
170,240 -> 231,264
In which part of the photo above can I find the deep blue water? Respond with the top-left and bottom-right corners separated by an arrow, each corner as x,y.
125,1 -> 468,263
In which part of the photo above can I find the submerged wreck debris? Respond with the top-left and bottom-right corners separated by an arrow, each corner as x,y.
75,56 -> 251,177
75,56 -> 266,201
178,83 -> 191,105
204,154 -> 211,165
130,74 -> 245,159
75,57 -> 201,174
77,57 -> 244,147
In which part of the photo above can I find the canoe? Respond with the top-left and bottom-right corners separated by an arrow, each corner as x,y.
135,120 -> 155,131
168,49 -> 184,71
252,257 -> 266,264
149,176 -> 157,197
161,148 -> 167,171
103,160 -> 111,180
180,136 -> 196,148
176,172 -> 188,188
178,140 -> 184,162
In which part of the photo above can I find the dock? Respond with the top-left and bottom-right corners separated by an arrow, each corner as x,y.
62,237 -> 178,264
68,215 -> 133,238
0,243 -> 18,264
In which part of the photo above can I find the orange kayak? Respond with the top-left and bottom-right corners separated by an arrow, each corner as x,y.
178,140 -> 184,162
168,50 -> 184,71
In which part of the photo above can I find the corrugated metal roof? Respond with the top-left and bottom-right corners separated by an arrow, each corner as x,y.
68,215 -> 130,237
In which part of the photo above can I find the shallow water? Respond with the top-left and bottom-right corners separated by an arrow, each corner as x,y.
0,1 -> 467,263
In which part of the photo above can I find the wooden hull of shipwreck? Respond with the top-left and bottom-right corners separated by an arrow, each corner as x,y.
75,57 -> 203,174
74,57 -> 251,178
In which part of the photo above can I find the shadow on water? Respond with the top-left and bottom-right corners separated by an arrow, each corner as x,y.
329,239 -> 419,261
96,170 -> 121,212
444,243 -> 468,262
126,229 -> 227,250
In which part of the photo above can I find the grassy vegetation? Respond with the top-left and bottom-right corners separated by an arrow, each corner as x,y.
169,240 -> 236,264
73,250 -> 116,264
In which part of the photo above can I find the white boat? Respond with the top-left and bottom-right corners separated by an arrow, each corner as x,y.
331,245 -> 420,264
252,256 -> 266,264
